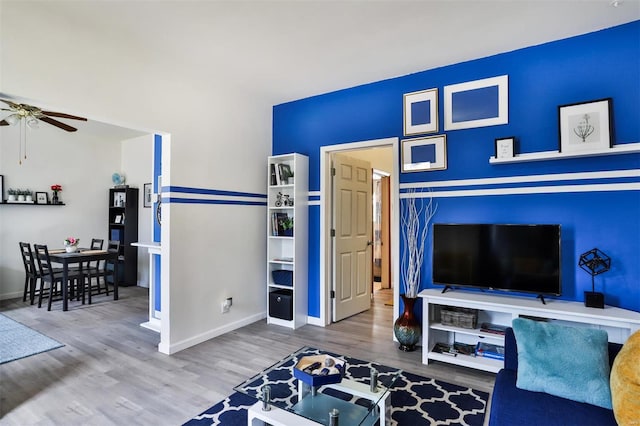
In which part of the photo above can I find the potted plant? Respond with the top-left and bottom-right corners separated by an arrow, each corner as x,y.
17,189 -> 26,202
394,189 -> 437,351
51,184 -> 62,204
25,189 -> 33,202
7,188 -> 17,202
64,237 -> 80,253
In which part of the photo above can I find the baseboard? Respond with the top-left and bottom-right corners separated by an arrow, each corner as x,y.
160,311 -> 267,355
0,291 -> 23,301
306,316 -> 325,327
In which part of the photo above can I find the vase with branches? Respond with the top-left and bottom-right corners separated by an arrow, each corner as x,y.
395,188 -> 437,351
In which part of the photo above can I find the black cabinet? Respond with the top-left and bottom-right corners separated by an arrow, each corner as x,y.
108,188 -> 138,286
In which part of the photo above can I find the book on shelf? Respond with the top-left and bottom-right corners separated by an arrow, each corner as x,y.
453,342 -> 477,357
475,342 -> 505,360
432,342 -> 457,356
271,212 -> 290,236
480,322 -> 508,335
270,163 -> 277,186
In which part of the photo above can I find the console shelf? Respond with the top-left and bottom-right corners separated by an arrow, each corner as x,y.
419,288 -> 640,373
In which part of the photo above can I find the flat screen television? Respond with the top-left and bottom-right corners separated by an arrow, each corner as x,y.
432,224 -> 561,298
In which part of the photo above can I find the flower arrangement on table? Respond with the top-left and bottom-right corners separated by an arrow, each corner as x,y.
51,184 -> 62,204
64,237 -> 80,253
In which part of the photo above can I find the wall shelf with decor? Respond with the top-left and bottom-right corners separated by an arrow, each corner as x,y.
1,201 -> 65,206
489,142 -> 640,164
267,153 -> 308,329
419,288 -> 640,373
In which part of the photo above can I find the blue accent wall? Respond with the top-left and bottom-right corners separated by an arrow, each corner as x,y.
153,134 -> 162,313
273,21 -> 640,314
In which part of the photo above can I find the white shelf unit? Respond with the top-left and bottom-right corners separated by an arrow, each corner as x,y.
489,141 -> 640,164
267,153 -> 308,329
419,288 -> 640,373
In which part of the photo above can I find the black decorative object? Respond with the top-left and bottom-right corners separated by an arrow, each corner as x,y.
578,248 -> 611,309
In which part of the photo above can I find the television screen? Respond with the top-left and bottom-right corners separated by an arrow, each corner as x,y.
432,224 -> 561,296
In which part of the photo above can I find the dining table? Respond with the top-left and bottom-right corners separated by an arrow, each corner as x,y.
47,248 -> 119,311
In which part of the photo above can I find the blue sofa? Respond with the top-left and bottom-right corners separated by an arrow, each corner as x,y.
488,327 -> 621,426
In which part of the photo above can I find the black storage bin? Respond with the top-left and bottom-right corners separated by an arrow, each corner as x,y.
269,289 -> 293,321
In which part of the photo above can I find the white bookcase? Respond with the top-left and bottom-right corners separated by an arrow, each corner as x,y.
267,153 -> 308,329
419,288 -> 640,373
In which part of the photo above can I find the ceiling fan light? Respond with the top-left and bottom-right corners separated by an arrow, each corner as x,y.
27,117 -> 39,129
5,114 -> 20,125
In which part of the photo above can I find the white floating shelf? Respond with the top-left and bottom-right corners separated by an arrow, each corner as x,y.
489,142 -> 640,164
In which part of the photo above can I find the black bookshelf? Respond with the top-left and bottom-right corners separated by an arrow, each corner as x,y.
108,187 -> 139,286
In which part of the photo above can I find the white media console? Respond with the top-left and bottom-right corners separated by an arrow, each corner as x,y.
418,288 -> 640,373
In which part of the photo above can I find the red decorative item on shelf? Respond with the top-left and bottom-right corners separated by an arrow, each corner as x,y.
51,184 -> 62,204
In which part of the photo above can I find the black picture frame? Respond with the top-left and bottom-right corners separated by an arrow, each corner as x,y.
558,98 -> 613,153
36,192 -> 49,204
0,175 -> 3,202
143,183 -> 152,208
495,137 -> 516,159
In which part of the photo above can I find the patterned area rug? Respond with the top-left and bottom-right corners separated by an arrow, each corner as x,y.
184,348 -> 488,426
0,313 -> 64,364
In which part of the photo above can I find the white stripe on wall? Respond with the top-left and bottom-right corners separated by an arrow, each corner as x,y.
401,182 -> 640,198
400,169 -> 640,190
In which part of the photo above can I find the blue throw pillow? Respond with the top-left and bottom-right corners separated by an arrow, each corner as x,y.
512,318 -> 612,409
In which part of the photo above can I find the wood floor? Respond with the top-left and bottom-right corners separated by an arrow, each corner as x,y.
0,287 -> 495,425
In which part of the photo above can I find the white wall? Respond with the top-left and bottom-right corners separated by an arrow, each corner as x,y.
1,2 -> 270,353
121,134 -> 154,288
0,123 -> 120,298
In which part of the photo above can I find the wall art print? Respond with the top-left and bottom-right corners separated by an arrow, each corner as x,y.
403,88 -> 438,135
558,98 -> 612,153
444,75 -> 508,131
401,134 -> 447,172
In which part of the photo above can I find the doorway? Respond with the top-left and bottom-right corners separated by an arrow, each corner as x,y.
319,137 -> 400,333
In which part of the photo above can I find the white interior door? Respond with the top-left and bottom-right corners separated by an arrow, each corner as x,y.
332,153 -> 372,322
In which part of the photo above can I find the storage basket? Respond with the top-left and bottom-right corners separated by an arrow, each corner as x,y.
271,269 -> 293,286
440,306 -> 478,329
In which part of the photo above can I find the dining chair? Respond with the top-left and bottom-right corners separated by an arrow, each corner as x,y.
83,238 -> 106,301
19,242 -> 40,305
102,240 -> 121,292
33,244 -> 85,311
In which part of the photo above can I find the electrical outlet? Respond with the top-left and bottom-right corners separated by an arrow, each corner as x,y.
221,297 -> 233,313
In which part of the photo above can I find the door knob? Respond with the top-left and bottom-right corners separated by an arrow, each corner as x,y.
367,240 -> 373,246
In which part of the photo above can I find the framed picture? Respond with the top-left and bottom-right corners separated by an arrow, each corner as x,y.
0,175 -> 3,202
403,88 -> 438,135
558,98 -> 612,153
444,75 -> 508,131
144,183 -> 152,208
495,137 -> 516,159
115,214 -> 122,224
36,192 -> 49,204
401,134 -> 447,172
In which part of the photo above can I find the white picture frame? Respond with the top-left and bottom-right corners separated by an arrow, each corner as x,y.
495,137 -> 515,159
444,75 -> 508,131
558,98 -> 612,153
401,135 -> 447,172
403,88 -> 438,135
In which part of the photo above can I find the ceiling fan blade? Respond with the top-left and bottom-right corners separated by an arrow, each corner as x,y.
0,120 -> 9,126
39,116 -> 79,132
41,111 -> 87,121
0,99 -> 19,109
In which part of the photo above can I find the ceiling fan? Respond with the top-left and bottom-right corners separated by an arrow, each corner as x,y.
0,98 -> 87,132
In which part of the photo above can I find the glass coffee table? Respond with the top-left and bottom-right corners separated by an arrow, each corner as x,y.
234,346 -> 402,426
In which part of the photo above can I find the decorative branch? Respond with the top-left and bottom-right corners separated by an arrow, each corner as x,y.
401,188 -> 437,298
